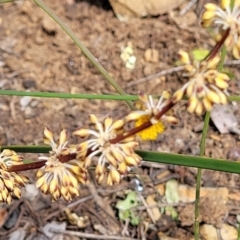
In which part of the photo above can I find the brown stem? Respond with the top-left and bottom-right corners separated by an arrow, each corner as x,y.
206,28 -> 230,61
8,160 -> 47,172
110,99 -> 175,144
8,153 -> 85,172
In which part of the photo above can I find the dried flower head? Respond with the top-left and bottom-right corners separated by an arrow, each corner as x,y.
125,92 -> 178,140
201,0 -> 240,58
36,128 -> 87,201
73,115 -> 141,185
0,150 -> 28,204
173,50 -> 230,115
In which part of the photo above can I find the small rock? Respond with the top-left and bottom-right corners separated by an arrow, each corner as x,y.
42,18 -> 57,35
30,100 -> 39,108
200,224 -> 218,240
144,48 -> 159,63
174,11 -> 197,27
24,106 -> 35,118
22,184 -> 39,201
109,0 -> 184,19
8,229 -> 26,240
42,221 -> 66,238
121,69 -> 132,81
20,96 -> 32,110
20,1 -> 33,15
4,209 -> 19,229
220,224 -> 237,240
143,64 -> 154,76
34,30 -> 45,45
193,122 -> 204,132
23,79 -> 37,89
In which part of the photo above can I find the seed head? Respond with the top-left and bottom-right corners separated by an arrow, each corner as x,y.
201,0 -> 240,58
173,50 -> 230,115
0,150 -> 28,204
36,128 -> 87,201
73,115 -> 141,185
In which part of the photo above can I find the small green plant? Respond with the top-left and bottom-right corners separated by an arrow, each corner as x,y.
116,191 -> 140,225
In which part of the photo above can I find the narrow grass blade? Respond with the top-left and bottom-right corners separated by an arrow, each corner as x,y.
0,90 -> 138,101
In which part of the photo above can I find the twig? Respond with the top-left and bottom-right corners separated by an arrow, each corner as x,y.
141,161 -> 167,169
137,192 -> 156,224
225,60 -> 240,65
87,182 -> 116,219
126,66 -> 184,88
24,199 -> 43,226
180,0 -> 198,16
87,181 -> 120,233
132,202 -> 185,211
121,218 -> 130,236
50,229 -> 139,240
44,195 -> 93,222
66,195 -> 93,209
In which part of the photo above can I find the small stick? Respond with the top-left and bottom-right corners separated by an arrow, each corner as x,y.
50,229 -> 139,240
180,0 -> 198,16
126,66 -> 184,88
137,192 -> 156,224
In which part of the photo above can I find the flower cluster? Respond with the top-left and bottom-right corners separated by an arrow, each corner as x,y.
0,150 -> 28,204
125,92 -> 178,140
173,50 -> 230,115
73,114 -> 141,185
36,128 -> 87,201
201,0 -> 240,58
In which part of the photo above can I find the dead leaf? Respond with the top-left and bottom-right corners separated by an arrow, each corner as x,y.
210,104 -> 238,134
178,185 -> 229,203
42,221 -> 66,238
155,183 -> 165,196
94,224 -> 109,235
146,195 -> 161,221
8,229 -> 26,240
165,180 -> 179,204
64,208 -> 89,228
0,208 -> 8,228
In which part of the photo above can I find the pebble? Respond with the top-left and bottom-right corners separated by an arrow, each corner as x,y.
144,48 -> 159,63
20,96 -> 32,110
22,79 -> 37,89
200,224 -> 218,240
42,18 -> 57,35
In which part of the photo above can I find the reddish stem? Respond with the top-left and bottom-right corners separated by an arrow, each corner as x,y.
8,160 -> 47,172
206,28 -> 230,61
110,99 -> 175,144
